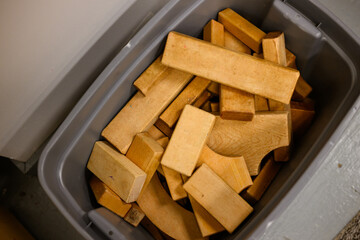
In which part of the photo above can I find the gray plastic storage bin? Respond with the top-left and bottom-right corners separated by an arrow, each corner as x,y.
38,0 -> 360,239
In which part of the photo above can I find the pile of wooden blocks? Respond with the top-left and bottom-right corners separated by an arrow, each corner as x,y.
87,8 -> 315,239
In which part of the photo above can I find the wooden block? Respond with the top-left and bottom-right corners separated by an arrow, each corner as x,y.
193,91 -> 212,108
159,77 -> 211,129
254,95 -> 269,111
292,75 -> 312,100
207,113 -> 290,176
162,32 -> 299,104
87,141 -> 147,203
273,146 -> 290,162
291,100 -> 315,139
0,207 -> 35,240
90,176 -> 132,217
133,55 -> 168,95
262,32 -> 287,66
218,8 -> 266,53
224,30 -> 251,54
188,195 -> 225,237
203,19 -> 225,46
137,175 -> 204,240
220,85 -> 255,121
201,101 -> 211,112
155,119 -> 173,137
252,52 -> 263,58
157,165 -> 165,176
242,156 -> 282,204
183,164 -> 253,233
207,82 -> 219,96
162,165 -> 188,201
141,216 -> 165,240
156,137 -> 169,149
124,203 -> 146,227
197,145 -> 252,193
102,66 -> 192,154
161,105 -> 216,176
210,102 -> 219,112
147,125 -> 165,140
126,133 -> 164,195
286,49 -> 297,69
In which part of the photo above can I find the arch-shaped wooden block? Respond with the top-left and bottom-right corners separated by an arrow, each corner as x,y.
197,145 -> 252,193
137,175 -> 204,240
207,112 -> 290,176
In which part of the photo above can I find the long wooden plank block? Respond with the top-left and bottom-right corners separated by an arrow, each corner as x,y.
154,119 -> 173,137
137,175 -> 204,240
133,55 -> 168,96
188,195 -> 225,237
224,30 -> 251,54
218,8 -> 266,53
197,145 -> 252,193
87,141 -> 147,203
183,164 -> 253,233
159,76 -> 211,129
162,32 -> 299,104
242,156 -> 282,204
90,176 -> 132,217
161,105 -> 216,176
193,91 -> 212,108
126,133 -> 164,195
124,203 -> 146,227
207,113 -> 290,176
102,67 -> 192,154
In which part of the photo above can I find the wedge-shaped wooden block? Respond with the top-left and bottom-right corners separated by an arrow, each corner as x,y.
133,55 -> 168,95
207,113 -> 290,176
162,165 -> 187,201
189,195 -> 225,237
162,32 -> 299,104
224,30 -> 251,54
203,19 -> 224,46
159,76 -> 211,129
220,85 -> 255,121
197,145 -> 252,193
137,175 -> 204,240
147,125 -> 165,140
183,164 -> 253,233
218,8 -> 266,53
161,105 -> 216,176
87,141 -> 147,203
90,176 -> 132,217
254,95 -> 269,111
263,32 -> 287,66
291,100 -> 315,139
126,133 -> 164,195
124,203 -> 146,227
193,91 -> 212,108
102,67 -> 192,154
242,156 -> 282,204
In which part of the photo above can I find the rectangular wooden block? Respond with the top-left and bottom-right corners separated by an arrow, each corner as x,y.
159,76 -> 211,129
292,75 -> 312,100
161,105 -> 216,176
154,119 -> 173,137
207,82 -> 219,95
183,164 -> 253,233
188,195 -> 225,237
126,133 -> 164,195
133,55 -> 168,95
242,156 -> 282,204
220,85 -> 255,121
210,102 -> 219,112
90,176 -> 132,217
87,141 -> 147,203
193,91 -> 211,108
218,8 -> 266,53
254,95 -> 269,111
124,203 -> 146,227
162,165 -> 188,201
102,67 -> 192,154
224,30 -> 251,54
162,32 -> 300,104
147,125 -> 165,140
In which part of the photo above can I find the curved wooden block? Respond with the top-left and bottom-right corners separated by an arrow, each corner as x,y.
137,175 -> 204,240
207,112 -> 289,176
197,145 -> 252,193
